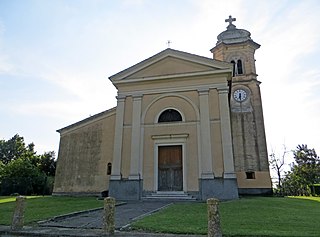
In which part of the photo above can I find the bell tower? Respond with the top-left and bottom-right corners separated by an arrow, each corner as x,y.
211,16 -> 272,195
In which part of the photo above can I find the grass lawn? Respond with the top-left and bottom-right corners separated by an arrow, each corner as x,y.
1,196 -> 319,236
0,196 -> 103,225
132,196 -> 320,236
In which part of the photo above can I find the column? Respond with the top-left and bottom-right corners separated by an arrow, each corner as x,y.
218,88 -> 236,178
198,89 -> 214,179
129,94 -> 142,180
110,95 -> 126,180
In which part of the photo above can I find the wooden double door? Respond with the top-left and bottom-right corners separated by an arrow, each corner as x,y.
158,145 -> 183,191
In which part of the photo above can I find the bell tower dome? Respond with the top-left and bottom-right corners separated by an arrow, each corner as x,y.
211,16 -> 272,195
211,15 -> 260,80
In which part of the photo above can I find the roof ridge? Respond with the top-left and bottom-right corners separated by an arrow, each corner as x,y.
57,107 -> 116,133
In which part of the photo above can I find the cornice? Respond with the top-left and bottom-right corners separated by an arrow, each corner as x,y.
112,69 -> 232,86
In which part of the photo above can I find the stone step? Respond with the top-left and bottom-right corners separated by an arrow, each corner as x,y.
143,191 -> 197,201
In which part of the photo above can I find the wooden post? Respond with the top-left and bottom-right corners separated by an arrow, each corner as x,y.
207,198 -> 222,237
103,197 -> 115,235
11,196 -> 27,230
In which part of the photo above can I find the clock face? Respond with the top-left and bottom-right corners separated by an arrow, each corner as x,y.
233,89 -> 247,102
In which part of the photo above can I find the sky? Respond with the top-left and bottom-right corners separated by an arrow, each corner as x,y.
0,0 -> 319,177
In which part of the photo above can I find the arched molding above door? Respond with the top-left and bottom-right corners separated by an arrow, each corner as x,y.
142,94 -> 199,125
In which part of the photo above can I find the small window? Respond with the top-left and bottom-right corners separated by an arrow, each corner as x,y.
237,59 -> 243,75
246,171 -> 255,179
158,109 -> 182,123
107,163 -> 112,175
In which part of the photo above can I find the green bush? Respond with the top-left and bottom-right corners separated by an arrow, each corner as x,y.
0,158 -> 55,195
0,134 -> 56,195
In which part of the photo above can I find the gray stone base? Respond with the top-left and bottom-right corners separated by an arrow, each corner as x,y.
238,188 -> 273,196
199,178 -> 239,200
109,179 -> 142,200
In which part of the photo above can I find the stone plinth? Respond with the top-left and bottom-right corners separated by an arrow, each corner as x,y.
207,198 -> 222,237
11,196 -> 26,231
103,197 -> 115,235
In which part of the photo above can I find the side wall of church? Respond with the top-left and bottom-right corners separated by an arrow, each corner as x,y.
53,111 -> 116,195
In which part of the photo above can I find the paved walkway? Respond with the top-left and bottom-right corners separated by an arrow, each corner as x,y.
0,201 -> 206,237
39,201 -> 173,230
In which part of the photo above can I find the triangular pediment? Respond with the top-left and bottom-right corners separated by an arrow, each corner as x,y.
109,49 -> 232,83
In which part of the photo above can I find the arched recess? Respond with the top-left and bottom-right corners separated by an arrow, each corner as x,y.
142,94 -> 199,125
141,94 -> 201,192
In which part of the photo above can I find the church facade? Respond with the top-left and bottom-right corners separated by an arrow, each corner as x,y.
53,17 -> 272,200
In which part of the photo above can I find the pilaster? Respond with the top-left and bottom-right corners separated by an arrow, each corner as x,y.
110,95 -> 126,180
129,94 -> 142,180
198,88 -> 214,179
218,88 -> 236,179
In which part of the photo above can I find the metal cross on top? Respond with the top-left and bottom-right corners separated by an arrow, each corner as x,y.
166,40 -> 172,48
225,15 -> 236,25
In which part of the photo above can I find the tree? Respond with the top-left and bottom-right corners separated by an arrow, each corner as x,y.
2,158 -> 42,179
38,151 -> 56,176
0,160 -> 4,180
0,134 -> 35,164
269,145 -> 288,192
0,134 -> 56,195
1,158 -> 46,195
282,144 -> 320,196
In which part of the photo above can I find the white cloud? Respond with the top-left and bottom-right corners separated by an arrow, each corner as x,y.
6,66 -> 117,122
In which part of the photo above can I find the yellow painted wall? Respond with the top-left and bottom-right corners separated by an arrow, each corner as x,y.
236,171 -> 272,188
53,110 -> 115,194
